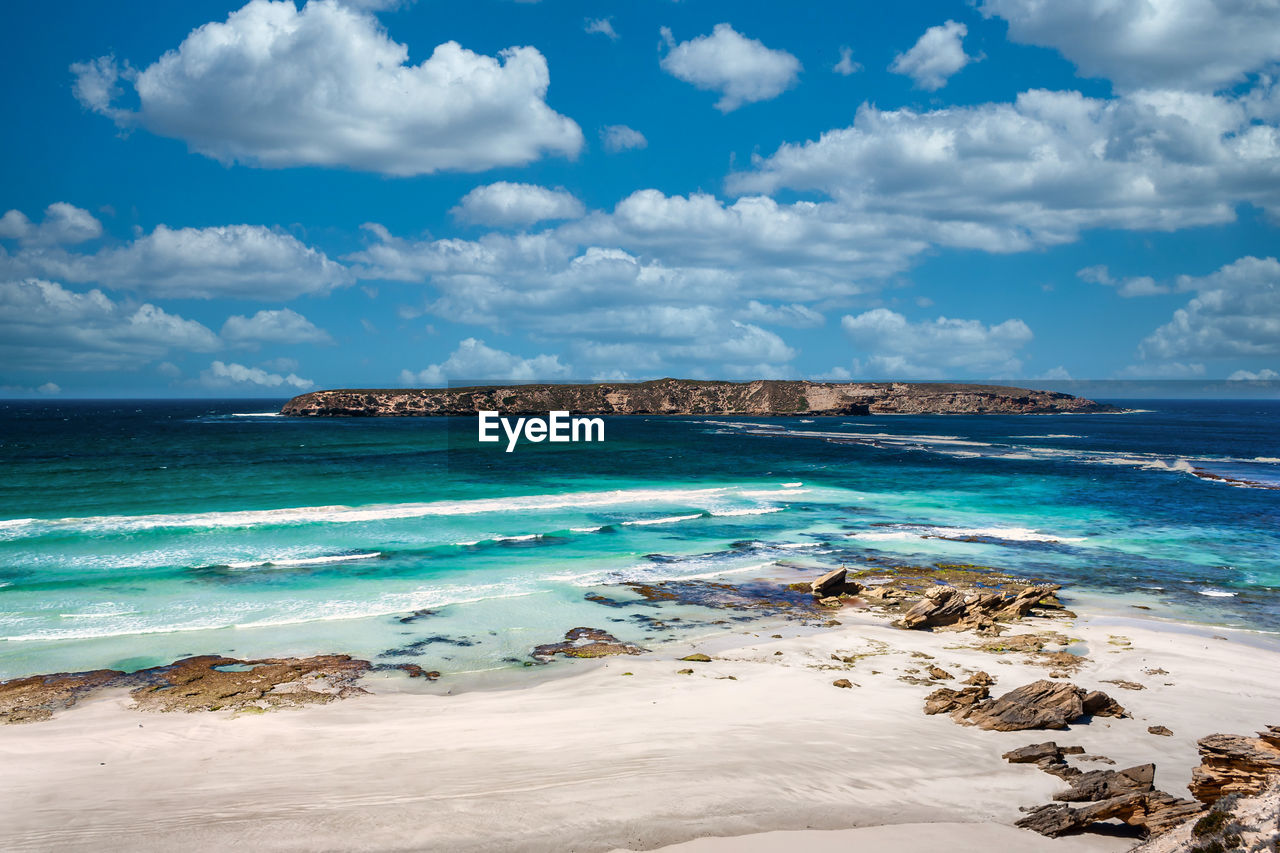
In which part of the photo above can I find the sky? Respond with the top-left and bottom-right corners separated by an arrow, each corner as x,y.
2,0 -> 1279,397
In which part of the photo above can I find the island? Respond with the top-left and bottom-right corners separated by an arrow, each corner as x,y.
279,379 -> 1119,417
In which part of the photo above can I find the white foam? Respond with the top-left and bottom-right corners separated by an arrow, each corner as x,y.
230,412 -> 281,417
1198,588 -> 1238,598
5,486 -> 734,537
847,524 -> 1084,544
712,507 -> 785,517
225,552 -> 382,570
622,513 -> 706,526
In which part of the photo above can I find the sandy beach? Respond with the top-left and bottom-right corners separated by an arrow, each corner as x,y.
2,593 -> 1276,852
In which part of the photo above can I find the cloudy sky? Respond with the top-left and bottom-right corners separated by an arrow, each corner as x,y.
2,0 -> 1279,396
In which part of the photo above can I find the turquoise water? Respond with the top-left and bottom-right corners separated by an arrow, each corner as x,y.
0,399 -> 1277,680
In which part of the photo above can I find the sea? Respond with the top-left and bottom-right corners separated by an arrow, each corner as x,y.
1,398 -> 1277,681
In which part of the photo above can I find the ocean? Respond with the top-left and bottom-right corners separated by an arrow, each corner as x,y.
1,398 -> 1277,681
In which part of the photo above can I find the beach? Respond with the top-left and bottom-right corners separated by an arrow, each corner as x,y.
3,588 -> 1277,852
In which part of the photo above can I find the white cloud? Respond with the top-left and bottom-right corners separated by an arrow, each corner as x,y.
585,17 -> 618,40
839,308 -> 1033,378
221,309 -> 333,346
451,182 -> 585,227
1,222 -> 352,300
889,20 -> 976,91
833,47 -> 862,76
0,278 -> 219,371
729,87 -> 1280,248
600,124 -> 648,152
37,382 -> 61,395
200,360 -> 314,390
0,203 -> 102,247
1139,256 -> 1280,360
72,0 -> 582,175
735,300 -> 824,328
982,0 -> 1280,92
1117,361 -> 1206,378
659,23 -> 801,112
1040,366 -> 1073,380
1077,264 -> 1169,297
1229,368 -> 1279,380
399,338 -> 570,385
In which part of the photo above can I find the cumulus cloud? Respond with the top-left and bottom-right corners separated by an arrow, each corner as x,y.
833,47 -> 862,76
839,308 -> 1033,378
735,300 -> 824,328
600,124 -> 648,152
451,182 -> 585,227
221,309 -> 333,347
982,0 -> 1280,92
399,338 -> 570,385
0,203 -> 102,247
1077,264 -> 1169,297
0,278 -> 219,371
1139,256 -> 1280,360
889,20 -> 976,91
729,87 -> 1280,248
1229,368 -> 1279,380
1,222 -> 352,300
71,0 -> 582,175
659,23 -> 801,112
585,17 -> 617,40
200,360 -> 314,390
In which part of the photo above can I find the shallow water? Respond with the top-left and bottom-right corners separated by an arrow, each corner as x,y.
0,398 -> 1276,679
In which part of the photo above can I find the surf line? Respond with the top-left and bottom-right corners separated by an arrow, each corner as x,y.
478,410 -> 605,453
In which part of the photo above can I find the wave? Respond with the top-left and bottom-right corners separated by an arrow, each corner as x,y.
0,486 -> 736,539
230,412 -> 282,418
1198,589 -> 1238,598
622,513 -> 707,527
222,552 -> 382,570
847,524 -> 1085,545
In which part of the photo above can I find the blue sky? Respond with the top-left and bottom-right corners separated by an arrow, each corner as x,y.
2,0 -> 1279,396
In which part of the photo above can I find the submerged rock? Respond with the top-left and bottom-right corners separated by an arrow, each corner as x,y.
531,627 -> 647,660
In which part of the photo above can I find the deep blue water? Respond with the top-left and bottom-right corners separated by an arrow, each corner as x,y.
0,398 -> 1276,680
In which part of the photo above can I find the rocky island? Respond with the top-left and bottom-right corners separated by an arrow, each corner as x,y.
280,379 -> 1119,417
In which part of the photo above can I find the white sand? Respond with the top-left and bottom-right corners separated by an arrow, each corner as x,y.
1,606 -> 1277,852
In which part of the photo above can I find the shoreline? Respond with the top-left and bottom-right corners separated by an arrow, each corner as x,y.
2,576 -> 1277,852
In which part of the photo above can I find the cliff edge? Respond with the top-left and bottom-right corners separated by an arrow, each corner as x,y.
279,379 -> 1120,417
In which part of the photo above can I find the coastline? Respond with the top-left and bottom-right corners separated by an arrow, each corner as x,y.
2,587 -> 1277,852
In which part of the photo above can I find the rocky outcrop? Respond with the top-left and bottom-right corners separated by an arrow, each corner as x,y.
1,654 -> 382,722
1133,778 -> 1280,853
810,567 -> 864,598
531,627 -> 647,660
1188,725 -> 1280,803
280,379 -> 1119,417
1017,790 -> 1204,838
899,583 -> 1063,633
926,679 -> 1127,731
1006,743 -> 1203,839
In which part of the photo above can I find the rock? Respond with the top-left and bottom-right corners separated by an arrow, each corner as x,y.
923,685 -> 990,716
832,679 -> 853,689
1002,742 -> 1086,765
1017,791 -> 1203,838
811,567 -> 847,597
1102,678 -> 1146,690
531,627 -> 647,660
927,665 -> 954,680
677,668 -> 694,675
679,653 -> 712,662
1148,725 -> 1174,737
128,655 -> 372,714
1082,689 -> 1129,718
1188,725 -> 1280,803
817,596 -> 843,608
898,583 -> 1063,632
0,668 -> 124,724
1054,764 -> 1155,802
953,680 -> 1126,731
963,671 -> 995,686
